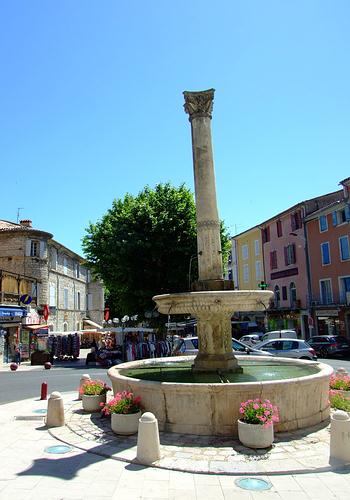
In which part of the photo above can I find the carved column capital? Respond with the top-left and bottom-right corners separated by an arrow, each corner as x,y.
183,89 -> 215,120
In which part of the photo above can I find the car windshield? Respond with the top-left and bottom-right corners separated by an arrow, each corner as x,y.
232,340 -> 247,352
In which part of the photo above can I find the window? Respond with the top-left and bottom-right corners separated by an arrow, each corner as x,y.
87,293 -> 93,310
243,264 -> 249,283
63,256 -> 68,275
276,220 -> 283,237
320,279 -> 332,305
49,284 -> 56,307
30,240 -> 40,257
282,341 -> 299,350
289,282 -> 297,306
75,262 -> 80,278
255,260 -> 262,280
319,215 -> 328,232
339,276 -> 350,303
63,288 -> 68,309
50,248 -> 57,270
282,286 -> 287,300
291,211 -> 302,231
332,206 -> 350,226
242,244 -> 249,260
76,291 -> 81,310
254,239 -> 260,256
339,236 -> 350,261
270,250 -> 278,270
284,244 -> 296,265
274,285 -> 280,307
321,242 -> 331,265
262,226 -> 270,243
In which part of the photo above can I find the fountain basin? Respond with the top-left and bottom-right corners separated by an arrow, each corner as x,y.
108,356 -> 332,436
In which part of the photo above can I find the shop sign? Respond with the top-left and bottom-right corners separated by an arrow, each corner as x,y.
0,307 -> 26,322
315,309 -> 339,317
23,311 -> 41,325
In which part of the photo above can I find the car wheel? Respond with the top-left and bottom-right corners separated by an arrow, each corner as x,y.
300,356 -> 311,360
320,347 -> 328,358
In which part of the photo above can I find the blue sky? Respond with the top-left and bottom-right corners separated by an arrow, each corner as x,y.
1,1 -> 349,255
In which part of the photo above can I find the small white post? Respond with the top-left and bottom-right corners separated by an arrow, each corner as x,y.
136,412 -> 161,465
78,374 -> 91,400
330,410 -> 350,462
46,391 -> 65,427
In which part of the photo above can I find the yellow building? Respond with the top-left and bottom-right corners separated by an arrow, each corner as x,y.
232,226 -> 265,290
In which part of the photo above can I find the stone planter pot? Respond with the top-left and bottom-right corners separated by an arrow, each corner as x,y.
82,393 -> 106,412
111,411 -> 142,435
237,420 -> 274,449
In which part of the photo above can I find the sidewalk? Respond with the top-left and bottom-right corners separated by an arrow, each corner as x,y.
0,392 -> 349,500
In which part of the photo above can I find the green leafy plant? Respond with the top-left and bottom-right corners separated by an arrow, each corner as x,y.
100,391 -> 142,415
79,379 -> 111,396
329,390 -> 350,412
329,375 -> 350,391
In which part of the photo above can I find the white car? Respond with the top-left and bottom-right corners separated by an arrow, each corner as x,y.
172,337 -> 272,356
239,333 -> 264,346
255,338 -> 317,360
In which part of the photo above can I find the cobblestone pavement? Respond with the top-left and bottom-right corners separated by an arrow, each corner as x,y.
48,398 -> 340,475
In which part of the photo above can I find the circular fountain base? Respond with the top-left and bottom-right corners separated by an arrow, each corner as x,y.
108,356 -> 332,436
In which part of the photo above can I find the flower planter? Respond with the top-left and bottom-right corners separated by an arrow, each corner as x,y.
332,389 -> 350,401
238,420 -> 274,449
82,393 -> 106,412
111,411 -> 142,435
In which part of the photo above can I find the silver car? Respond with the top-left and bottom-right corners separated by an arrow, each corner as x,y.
255,338 -> 317,360
172,336 -> 272,356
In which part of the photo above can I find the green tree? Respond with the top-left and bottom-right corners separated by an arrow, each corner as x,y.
82,183 -> 230,319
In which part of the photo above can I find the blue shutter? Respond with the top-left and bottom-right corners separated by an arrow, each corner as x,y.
332,211 -> 338,226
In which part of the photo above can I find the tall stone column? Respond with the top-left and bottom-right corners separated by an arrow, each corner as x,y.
183,89 -> 223,285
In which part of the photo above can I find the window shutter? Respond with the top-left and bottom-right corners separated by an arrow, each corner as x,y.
291,214 -> 296,231
332,211 -> 338,226
292,243 -> 296,264
270,252 -> 274,270
284,246 -> 288,265
25,239 -> 31,256
345,205 -> 350,221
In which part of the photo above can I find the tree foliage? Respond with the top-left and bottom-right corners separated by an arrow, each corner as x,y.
82,183 -> 230,318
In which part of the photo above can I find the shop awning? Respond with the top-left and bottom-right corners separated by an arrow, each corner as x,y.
83,319 -> 103,329
23,324 -> 52,330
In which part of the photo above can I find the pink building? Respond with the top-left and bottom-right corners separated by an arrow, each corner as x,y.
261,190 -> 342,338
305,178 -> 350,338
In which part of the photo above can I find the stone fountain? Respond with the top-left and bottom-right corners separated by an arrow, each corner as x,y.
153,89 -> 272,372
108,90 -> 332,436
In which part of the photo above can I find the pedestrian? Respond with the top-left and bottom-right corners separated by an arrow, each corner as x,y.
14,344 -> 21,365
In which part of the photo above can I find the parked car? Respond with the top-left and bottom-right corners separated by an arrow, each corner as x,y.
239,333 -> 264,346
255,338 -> 317,360
307,335 -> 350,358
260,330 -> 297,343
172,336 -> 272,356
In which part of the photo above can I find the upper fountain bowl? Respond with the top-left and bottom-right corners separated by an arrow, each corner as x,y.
153,290 -> 273,315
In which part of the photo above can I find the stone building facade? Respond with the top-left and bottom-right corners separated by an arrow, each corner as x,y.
0,219 -> 104,333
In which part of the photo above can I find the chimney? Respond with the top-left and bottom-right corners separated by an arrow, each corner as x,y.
19,219 -> 32,228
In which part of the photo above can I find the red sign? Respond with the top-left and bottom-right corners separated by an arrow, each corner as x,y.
104,307 -> 110,322
43,304 -> 50,322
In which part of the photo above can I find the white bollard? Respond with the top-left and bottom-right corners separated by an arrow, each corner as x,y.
336,367 -> 348,376
46,391 -> 65,427
136,412 -> 161,465
330,410 -> 350,462
78,374 -> 91,400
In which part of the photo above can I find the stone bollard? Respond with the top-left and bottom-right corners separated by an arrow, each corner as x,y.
336,367 -> 348,376
46,391 -> 65,427
330,410 -> 350,462
136,412 -> 161,465
78,374 -> 91,400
